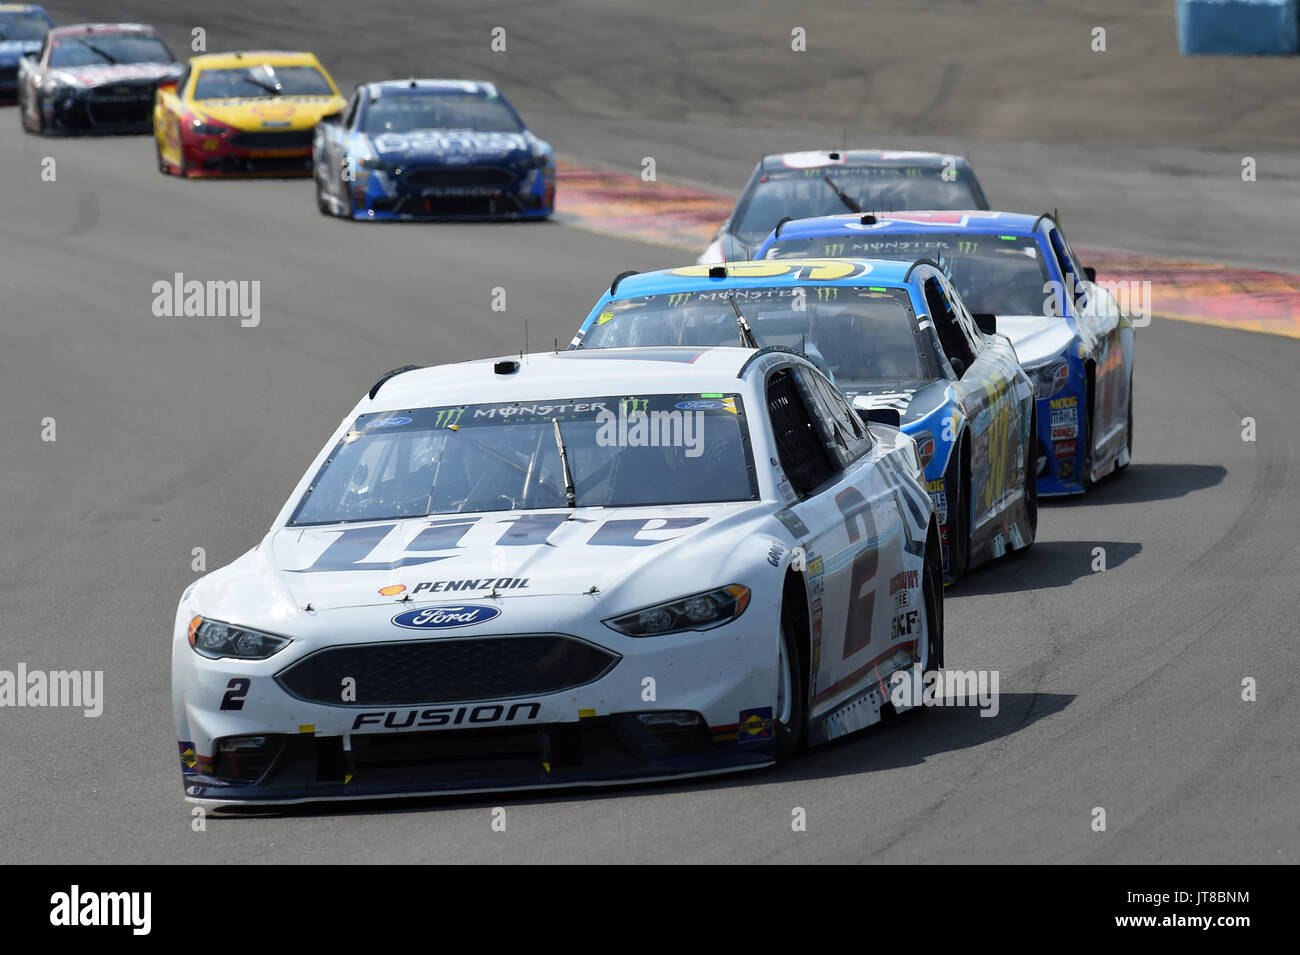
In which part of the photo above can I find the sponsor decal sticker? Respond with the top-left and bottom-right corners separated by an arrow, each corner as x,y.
411,578 -> 528,595
391,604 -> 501,630
1053,440 -> 1077,458
378,584 -> 406,596
1048,396 -> 1078,410
368,416 -> 412,428
1051,424 -> 1078,440
738,706 -> 774,743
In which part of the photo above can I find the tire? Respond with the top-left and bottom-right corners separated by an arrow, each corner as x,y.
155,132 -> 170,176
1117,375 -> 1134,470
942,437 -> 971,579
315,173 -> 331,215
1016,407 -> 1038,552
922,525 -> 944,671
773,598 -> 807,761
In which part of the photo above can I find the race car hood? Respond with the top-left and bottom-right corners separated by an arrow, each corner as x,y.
843,378 -> 947,424
47,61 -> 179,88
993,314 -> 1077,366
0,40 -> 41,65
368,129 -> 535,166
228,503 -> 770,615
190,95 -> 345,131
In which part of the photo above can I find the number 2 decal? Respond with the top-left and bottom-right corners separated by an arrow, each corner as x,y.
220,678 -> 251,711
836,486 -> 879,659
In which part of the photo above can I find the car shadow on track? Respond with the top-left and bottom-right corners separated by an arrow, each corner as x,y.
952,540 -> 1142,595
1051,462 -> 1226,506
212,693 -> 1072,821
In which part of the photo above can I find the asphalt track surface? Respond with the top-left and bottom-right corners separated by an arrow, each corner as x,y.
1,2 -> 1297,863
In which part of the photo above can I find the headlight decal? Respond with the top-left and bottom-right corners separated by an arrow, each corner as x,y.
188,616 -> 291,660
603,584 -> 751,637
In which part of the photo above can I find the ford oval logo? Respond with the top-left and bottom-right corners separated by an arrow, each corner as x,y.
391,604 -> 501,630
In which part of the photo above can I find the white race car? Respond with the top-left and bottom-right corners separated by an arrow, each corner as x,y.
172,346 -> 942,806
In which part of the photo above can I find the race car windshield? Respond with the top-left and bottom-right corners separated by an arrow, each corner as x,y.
766,232 -> 1051,316
733,167 -> 979,244
0,13 -> 52,40
193,64 -> 333,99
580,285 -> 924,383
289,395 -> 757,525
48,34 -> 172,68
362,92 -> 523,134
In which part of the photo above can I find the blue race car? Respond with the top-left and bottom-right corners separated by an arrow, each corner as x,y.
756,212 -> 1135,494
312,79 -> 554,220
698,149 -> 990,265
571,257 -> 1037,579
0,5 -> 54,105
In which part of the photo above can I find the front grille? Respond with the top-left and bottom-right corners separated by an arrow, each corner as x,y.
276,635 -> 620,706
229,129 -> 314,150
86,89 -> 153,127
0,65 -> 17,86
402,165 -> 515,189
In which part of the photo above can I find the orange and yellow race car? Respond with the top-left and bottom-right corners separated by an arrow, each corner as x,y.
153,50 -> 344,178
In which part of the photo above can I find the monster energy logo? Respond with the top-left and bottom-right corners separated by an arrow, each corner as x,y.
433,408 -> 466,429
665,292 -> 693,307
815,286 -> 839,301
620,397 -> 650,416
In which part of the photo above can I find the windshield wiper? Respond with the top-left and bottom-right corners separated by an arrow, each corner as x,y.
822,175 -> 862,213
77,39 -> 118,64
551,417 -> 577,508
244,72 -> 281,96
728,293 -> 760,349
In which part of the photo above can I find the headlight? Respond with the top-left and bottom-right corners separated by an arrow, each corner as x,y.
1025,356 -> 1070,398
516,152 -> 549,170
357,156 -> 387,171
188,616 -> 291,660
603,584 -> 750,637
190,120 -> 228,135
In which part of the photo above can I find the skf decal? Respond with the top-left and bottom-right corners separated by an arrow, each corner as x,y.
891,610 -> 921,639
738,706 -> 774,743
352,701 -> 541,731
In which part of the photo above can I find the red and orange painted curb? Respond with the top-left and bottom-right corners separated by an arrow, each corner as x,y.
555,159 -> 1300,340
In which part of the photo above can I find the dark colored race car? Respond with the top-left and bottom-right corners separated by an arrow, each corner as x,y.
699,149 -> 990,264
0,5 -> 54,106
17,22 -> 179,134
313,79 -> 555,220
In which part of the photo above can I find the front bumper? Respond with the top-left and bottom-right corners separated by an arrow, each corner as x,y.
345,162 -> 555,220
179,128 -> 315,177
40,86 -> 156,134
173,597 -> 780,806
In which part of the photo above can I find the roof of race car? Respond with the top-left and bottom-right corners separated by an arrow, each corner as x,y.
366,348 -> 773,413
0,5 -> 49,14
761,149 -> 971,171
364,78 -> 500,98
48,22 -> 155,36
189,50 -> 323,69
766,210 -> 1047,243
601,258 -> 920,301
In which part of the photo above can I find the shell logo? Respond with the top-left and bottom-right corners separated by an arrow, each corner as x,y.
378,584 -> 406,596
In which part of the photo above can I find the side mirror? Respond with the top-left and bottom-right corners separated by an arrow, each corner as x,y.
156,79 -> 178,95
861,407 -> 901,428
972,313 -> 997,335
949,356 -> 966,378
318,111 -> 342,126
1083,266 -> 1097,282
21,50 -> 38,61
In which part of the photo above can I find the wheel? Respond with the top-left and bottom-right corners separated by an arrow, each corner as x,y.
942,437 -> 971,579
155,132 -> 170,175
773,599 -> 807,761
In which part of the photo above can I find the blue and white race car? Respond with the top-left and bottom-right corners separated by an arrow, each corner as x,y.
756,211 -> 1135,493
313,79 -> 554,220
698,149 -> 990,265
571,257 -> 1037,578
0,4 -> 54,105
173,348 -> 941,805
